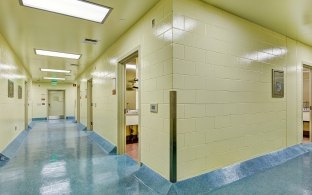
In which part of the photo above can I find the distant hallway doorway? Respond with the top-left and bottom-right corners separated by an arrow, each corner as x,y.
48,90 -> 65,119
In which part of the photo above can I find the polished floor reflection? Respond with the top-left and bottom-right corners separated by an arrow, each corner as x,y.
2,120 -> 312,195
209,150 -> 312,195
126,143 -> 138,161
0,120 -> 156,195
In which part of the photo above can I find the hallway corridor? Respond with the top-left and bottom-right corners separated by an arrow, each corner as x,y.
2,120 -> 312,194
0,120 -> 155,195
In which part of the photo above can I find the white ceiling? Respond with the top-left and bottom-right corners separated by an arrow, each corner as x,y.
0,0 -> 159,83
2,0 -> 312,83
203,0 -> 312,47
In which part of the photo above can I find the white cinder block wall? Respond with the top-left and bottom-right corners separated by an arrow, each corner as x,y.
76,0 -> 312,181
32,83 -> 76,119
173,0 -> 312,180
78,0 -> 173,179
0,33 -> 31,152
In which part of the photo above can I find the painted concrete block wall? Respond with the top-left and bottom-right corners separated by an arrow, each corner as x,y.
32,82 -> 76,118
78,0 -> 173,179
26,80 -> 33,125
172,0 -> 312,180
286,38 -> 299,146
0,33 -> 30,152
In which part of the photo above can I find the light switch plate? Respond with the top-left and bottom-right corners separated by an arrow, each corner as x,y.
150,104 -> 158,113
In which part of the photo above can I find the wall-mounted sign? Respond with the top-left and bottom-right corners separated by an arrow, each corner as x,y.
272,69 -> 284,98
8,80 -> 14,98
18,85 -> 22,99
51,79 -> 58,86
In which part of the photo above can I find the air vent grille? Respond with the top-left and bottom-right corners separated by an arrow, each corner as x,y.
83,38 -> 98,44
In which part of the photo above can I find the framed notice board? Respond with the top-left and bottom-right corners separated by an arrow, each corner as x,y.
8,80 -> 14,98
272,69 -> 284,98
18,85 -> 22,99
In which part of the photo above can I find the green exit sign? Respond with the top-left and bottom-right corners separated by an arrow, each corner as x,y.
51,79 -> 58,86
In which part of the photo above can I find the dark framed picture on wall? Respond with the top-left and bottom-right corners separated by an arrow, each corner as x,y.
272,69 -> 284,98
18,85 -> 22,99
8,80 -> 14,98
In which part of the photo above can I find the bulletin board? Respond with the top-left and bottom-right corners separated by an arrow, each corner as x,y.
18,85 -> 22,99
272,69 -> 284,98
8,80 -> 14,98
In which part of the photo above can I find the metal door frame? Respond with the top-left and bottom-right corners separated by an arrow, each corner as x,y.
117,49 -> 141,163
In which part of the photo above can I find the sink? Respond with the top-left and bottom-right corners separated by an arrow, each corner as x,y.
125,110 -> 138,125
126,115 -> 138,125
126,110 -> 138,115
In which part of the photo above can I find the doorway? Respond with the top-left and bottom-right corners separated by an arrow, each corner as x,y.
303,66 -> 312,143
24,81 -> 28,129
48,90 -> 65,119
87,79 -> 93,130
118,51 -> 140,161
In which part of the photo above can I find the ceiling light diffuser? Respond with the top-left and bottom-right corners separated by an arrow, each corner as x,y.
43,77 -> 66,81
40,68 -> 71,73
21,0 -> 112,23
35,49 -> 81,59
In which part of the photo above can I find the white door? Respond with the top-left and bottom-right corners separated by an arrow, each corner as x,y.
48,90 -> 65,119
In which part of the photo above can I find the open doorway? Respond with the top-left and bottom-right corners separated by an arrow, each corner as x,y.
48,90 -> 65,119
118,51 -> 140,161
87,79 -> 93,130
303,66 -> 311,143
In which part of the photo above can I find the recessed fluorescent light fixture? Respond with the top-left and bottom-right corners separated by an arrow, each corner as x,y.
20,0 -> 112,23
35,49 -> 81,59
44,77 -> 65,81
40,68 -> 71,73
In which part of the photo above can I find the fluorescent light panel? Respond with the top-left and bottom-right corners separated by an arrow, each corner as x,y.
21,0 -> 112,23
44,77 -> 65,81
41,68 -> 71,73
35,49 -> 81,59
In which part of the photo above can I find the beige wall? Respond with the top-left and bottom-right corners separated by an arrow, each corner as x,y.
78,0 -> 173,179
75,0 -> 312,181
173,0 -> 312,180
0,33 -> 31,152
32,82 -> 76,118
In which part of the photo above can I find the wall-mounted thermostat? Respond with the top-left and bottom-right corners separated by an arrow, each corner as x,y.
150,104 -> 158,113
